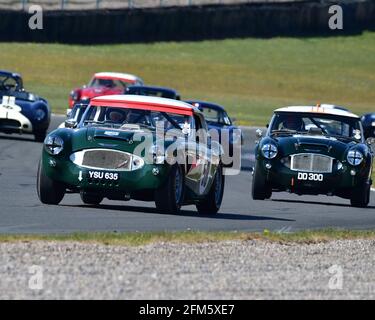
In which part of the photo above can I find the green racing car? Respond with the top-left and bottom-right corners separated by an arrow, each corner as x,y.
37,95 -> 225,214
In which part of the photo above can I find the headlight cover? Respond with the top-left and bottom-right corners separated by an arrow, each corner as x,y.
347,149 -> 363,166
44,136 -> 64,155
261,143 -> 278,159
35,108 -> 46,121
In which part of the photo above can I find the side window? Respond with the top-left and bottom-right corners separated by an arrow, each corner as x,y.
83,106 -> 98,123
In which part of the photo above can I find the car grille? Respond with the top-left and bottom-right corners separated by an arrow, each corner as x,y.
0,119 -> 21,129
81,149 -> 132,170
291,153 -> 333,173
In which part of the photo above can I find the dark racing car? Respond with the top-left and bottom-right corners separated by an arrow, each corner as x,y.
186,101 -> 243,167
252,105 -> 373,207
126,85 -> 180,100
0,70 -> 51,142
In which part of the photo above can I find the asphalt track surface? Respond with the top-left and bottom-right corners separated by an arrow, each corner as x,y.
0,115 -> 373,234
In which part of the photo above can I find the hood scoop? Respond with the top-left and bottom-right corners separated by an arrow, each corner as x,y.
294,137 -> 333,153
87,127 -> 134,143
93,132 -> 133,143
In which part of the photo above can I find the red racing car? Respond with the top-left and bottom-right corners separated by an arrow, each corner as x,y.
68,72 -> 144,108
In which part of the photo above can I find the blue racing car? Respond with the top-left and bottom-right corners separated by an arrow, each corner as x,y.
361,113 -> 375,139
186,100 -> 243,167
0,70 -> 51,142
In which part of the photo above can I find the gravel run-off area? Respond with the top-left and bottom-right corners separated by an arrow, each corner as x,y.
1,239 -> 375,299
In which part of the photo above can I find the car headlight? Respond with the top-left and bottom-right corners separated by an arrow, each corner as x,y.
35,109 -> 46,121
44,135 -> 64,155
131,154 -> 144,170
347,149 -> 363,166
261,143 -> 278,159
150,144 -> 165,164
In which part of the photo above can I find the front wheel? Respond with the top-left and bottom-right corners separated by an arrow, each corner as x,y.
251,161 -> 272,200
37,160 -> 65,205
155,165 -> 185,214
196,164 -> 225,215
350,181 -> 370,208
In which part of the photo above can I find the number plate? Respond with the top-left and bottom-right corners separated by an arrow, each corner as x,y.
88,171 -> 119,181
297,172 -> 324,182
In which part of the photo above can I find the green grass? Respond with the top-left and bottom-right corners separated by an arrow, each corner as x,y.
1,229 -> 375,246
1,33 -> 375,126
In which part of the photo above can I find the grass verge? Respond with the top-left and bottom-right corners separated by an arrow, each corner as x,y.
1,32 -> 375,126
1,229 -> 375,246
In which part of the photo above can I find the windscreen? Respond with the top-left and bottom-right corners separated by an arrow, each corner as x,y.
270,112 -> 363,141
81,105 -> 194,132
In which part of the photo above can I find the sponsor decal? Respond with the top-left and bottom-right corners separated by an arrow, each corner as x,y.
104,131 -> 120,136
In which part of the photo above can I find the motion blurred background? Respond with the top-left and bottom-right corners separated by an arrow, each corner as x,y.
0,0 -> 374,127
0,0 -> 303,10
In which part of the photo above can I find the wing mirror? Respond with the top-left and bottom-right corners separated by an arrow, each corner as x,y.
65,119 -> 77,129
256,129 -> 263,138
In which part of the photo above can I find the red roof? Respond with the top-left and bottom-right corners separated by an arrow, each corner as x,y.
90,95 -> 194,116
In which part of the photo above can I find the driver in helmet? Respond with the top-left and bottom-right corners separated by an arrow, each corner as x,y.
106,109 -> 127,124
281,115 -> 305,131
98,79 -> 115,88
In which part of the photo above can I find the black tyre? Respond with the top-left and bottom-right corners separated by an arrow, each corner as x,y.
251,161 -> 272,200
34,131 -> 47,143
80,192 -> 103,205
37,160 -> 65,205
196,164 -> 225,215
155,165 -> 185,214
350,181 -> 370,208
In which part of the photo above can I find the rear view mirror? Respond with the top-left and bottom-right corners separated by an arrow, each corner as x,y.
65,119 -> 77,129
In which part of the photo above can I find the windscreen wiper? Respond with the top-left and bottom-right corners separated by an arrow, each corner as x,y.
271,129 -> 298,135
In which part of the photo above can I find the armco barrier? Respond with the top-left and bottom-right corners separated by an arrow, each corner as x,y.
0,0 -> 374,43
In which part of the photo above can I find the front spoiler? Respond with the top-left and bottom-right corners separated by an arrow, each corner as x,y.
258,159 -> 369,197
